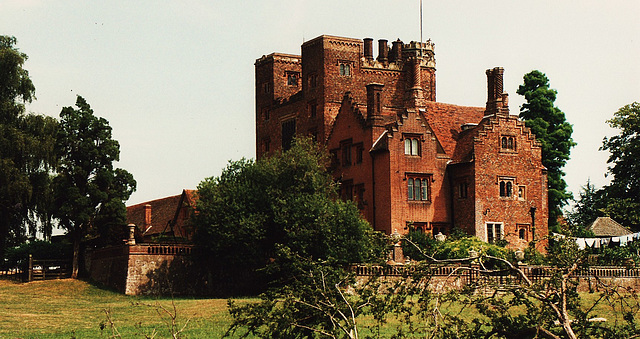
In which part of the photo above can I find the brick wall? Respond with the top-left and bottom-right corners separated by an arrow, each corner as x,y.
88,244 -> 198,295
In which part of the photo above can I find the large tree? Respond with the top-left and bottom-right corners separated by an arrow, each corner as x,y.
192,137 -> 384,295
566,179 -> 606,235
517,70 -> 576,230
0,36 -> 57,256
52,96 -> 135,278
600,102 -> 640,229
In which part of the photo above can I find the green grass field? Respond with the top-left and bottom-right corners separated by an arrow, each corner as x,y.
0,279 -> 254,338
0,278 -> 634,338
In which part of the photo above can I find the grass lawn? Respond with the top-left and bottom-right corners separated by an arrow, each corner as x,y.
0,278 -> 635,338
0,279 -> 254,338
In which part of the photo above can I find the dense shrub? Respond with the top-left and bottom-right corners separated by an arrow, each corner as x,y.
2,240 -> 72,269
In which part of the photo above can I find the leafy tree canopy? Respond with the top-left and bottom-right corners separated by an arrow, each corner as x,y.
0,36 -> 57,256
517,70 -> 576,230
52,96 -> 136,278
566,179 -> 605,235
600,102 -> 640,229
192,137 -> 385,295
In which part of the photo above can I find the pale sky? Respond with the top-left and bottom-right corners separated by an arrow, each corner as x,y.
1,0 -> 638,208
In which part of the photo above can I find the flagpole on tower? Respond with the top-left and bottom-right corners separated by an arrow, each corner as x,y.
420,0 -> 423,56
420,0 -> 423,43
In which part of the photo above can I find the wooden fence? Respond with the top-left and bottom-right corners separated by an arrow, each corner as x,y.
0,255 -> 72,282
352,264 -> 640,281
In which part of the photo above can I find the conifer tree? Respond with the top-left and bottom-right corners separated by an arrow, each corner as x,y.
517,70 -> 575,230
53,96 -> 135,278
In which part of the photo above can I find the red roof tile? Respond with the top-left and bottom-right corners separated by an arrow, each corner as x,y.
422,101 -> 486,156
126,194 -> 182,236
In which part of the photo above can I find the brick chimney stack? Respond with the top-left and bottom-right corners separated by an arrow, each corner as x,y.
485,67 -> 509,117
143,204 -> 151,230
390,39 -> 402,63
363,38 -> 374,61
366,83 -> 384,122
377,39 -> 388,64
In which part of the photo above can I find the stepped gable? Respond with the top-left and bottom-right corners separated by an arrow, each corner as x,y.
422,101 -> 485,156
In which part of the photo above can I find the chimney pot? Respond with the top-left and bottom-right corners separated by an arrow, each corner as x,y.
144,204 -> 152,228
377,39 -> 388,63
391,39 -> 403,62
363,38 -> 373,61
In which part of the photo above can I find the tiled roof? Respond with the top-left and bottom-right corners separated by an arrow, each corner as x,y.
449,125 -> 478,164
422,101 -> 486,156
126,194 -> 183,236
588,217 -> 632,237
183,189 -> 198,207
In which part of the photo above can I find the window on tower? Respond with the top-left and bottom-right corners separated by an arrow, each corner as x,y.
338,62 -> 352,76
498,177 -> 515,198
286,71 -> 299,86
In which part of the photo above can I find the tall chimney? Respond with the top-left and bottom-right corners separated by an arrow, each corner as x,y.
366,83 -> 384,121
485,67 -> 508,116
486,67 -> 504,103
363,38 -> 373,61
377,39 -> 388,64
144,204 -> 152,229
390,39 -> 403,63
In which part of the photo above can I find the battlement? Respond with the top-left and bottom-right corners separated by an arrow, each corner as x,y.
255,53 -> 301,66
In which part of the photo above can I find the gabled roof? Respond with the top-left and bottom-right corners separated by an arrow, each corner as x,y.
422,101 -> 486,156
126,193 -> 183,236
588,217 -> 632,237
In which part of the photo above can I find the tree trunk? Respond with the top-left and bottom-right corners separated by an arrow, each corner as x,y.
0,216 -> 8,263
71,229 -> 82,279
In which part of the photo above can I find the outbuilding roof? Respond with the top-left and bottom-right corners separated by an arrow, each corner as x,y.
588,217 -> 632,237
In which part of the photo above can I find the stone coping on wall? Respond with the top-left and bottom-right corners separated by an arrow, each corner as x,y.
128,243 -> 195,256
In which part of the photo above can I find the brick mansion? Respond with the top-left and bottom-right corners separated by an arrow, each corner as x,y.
89,33 -> 550,294
254,35 -> 548,249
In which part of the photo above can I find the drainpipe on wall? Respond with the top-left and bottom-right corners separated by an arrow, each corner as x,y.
447,168 -> 455,233
370,152 -> 376,231
530,206 -> 537,247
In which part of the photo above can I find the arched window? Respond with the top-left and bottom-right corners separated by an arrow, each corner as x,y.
404,136 -> 421,156
414,179 -> 421,200
501,135 -> 516,150
407,175 -> 431,201
339,63 -> 351,76
499,178 -> 515,198
420,179 -> 429,200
